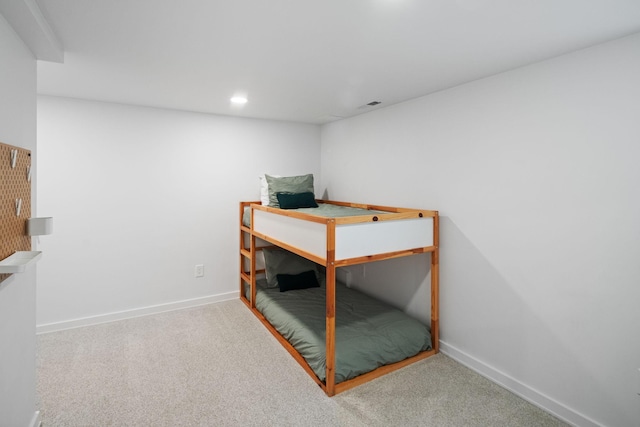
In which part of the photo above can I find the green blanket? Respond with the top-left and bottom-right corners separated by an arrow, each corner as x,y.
249,279 -> 431,383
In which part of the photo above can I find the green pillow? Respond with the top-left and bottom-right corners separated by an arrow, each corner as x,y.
265,174 -> 314,208
276,192 -> 319,209
277,270 -> 320,292
263,247 -> 320,288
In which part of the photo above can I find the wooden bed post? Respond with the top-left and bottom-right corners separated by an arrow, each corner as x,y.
325,218 -> 337,396
250,236 -> 257,308
431,212 -> 440,353
250,207 -> 257,309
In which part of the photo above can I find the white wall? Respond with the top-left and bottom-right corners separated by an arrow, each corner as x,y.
36,97 -> 320,328
0,13 -> 38,427
320,33 -> 640,427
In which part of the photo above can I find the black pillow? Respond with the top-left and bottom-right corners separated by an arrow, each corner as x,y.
277,270 -> 320,292
276,191 -> 319,209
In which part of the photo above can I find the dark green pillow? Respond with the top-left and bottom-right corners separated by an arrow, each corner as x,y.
277,270 -> 320,292
276,192 -> 319,209
263,247 -> 320,288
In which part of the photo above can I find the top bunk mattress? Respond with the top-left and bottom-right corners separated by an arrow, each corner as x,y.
247,279 -> 432,384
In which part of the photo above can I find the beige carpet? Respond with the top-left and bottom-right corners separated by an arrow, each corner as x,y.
37,299 -> 568,426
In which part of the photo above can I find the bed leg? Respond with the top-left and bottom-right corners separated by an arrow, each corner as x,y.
325,220 -> 337,396
431,212 -> 439,353
325,265 -> 336,396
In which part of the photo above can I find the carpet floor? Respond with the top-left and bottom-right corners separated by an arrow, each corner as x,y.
37,299 -> 569,426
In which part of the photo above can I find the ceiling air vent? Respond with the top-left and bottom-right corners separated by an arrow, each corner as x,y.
357,101 -> 382,109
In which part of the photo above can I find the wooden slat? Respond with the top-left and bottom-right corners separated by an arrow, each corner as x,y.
334,246 -> 436,267
333,211 -> 431,225
250,209 -> 257,308
333,349 -> 437,394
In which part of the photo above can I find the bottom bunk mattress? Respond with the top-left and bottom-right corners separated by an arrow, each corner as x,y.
246,279 -> 431,384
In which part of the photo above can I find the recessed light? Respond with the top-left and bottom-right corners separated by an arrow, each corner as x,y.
230,96 -> 248,105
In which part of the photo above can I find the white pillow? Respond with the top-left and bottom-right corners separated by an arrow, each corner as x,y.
259,174 -> 280,205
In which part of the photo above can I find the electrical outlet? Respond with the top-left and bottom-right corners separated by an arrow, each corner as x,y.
195,264 -> 204,278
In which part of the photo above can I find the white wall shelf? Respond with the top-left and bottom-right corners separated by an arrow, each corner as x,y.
0,251 -> 42,273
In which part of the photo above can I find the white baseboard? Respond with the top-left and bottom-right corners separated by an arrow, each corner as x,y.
439,341 -> 602,427
36,292 -> 238,334
30,410 -> 41,427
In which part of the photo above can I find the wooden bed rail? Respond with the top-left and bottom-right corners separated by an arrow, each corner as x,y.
248,200 -> 436,226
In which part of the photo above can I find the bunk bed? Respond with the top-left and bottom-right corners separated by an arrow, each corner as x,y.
239,178 -> 439,396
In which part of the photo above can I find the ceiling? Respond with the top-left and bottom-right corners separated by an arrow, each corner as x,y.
34,0 -> 640,124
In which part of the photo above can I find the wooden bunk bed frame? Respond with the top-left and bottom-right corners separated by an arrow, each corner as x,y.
239,200 -> 439,396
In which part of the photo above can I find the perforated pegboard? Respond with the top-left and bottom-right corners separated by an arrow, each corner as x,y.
0,141 -> 32,283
